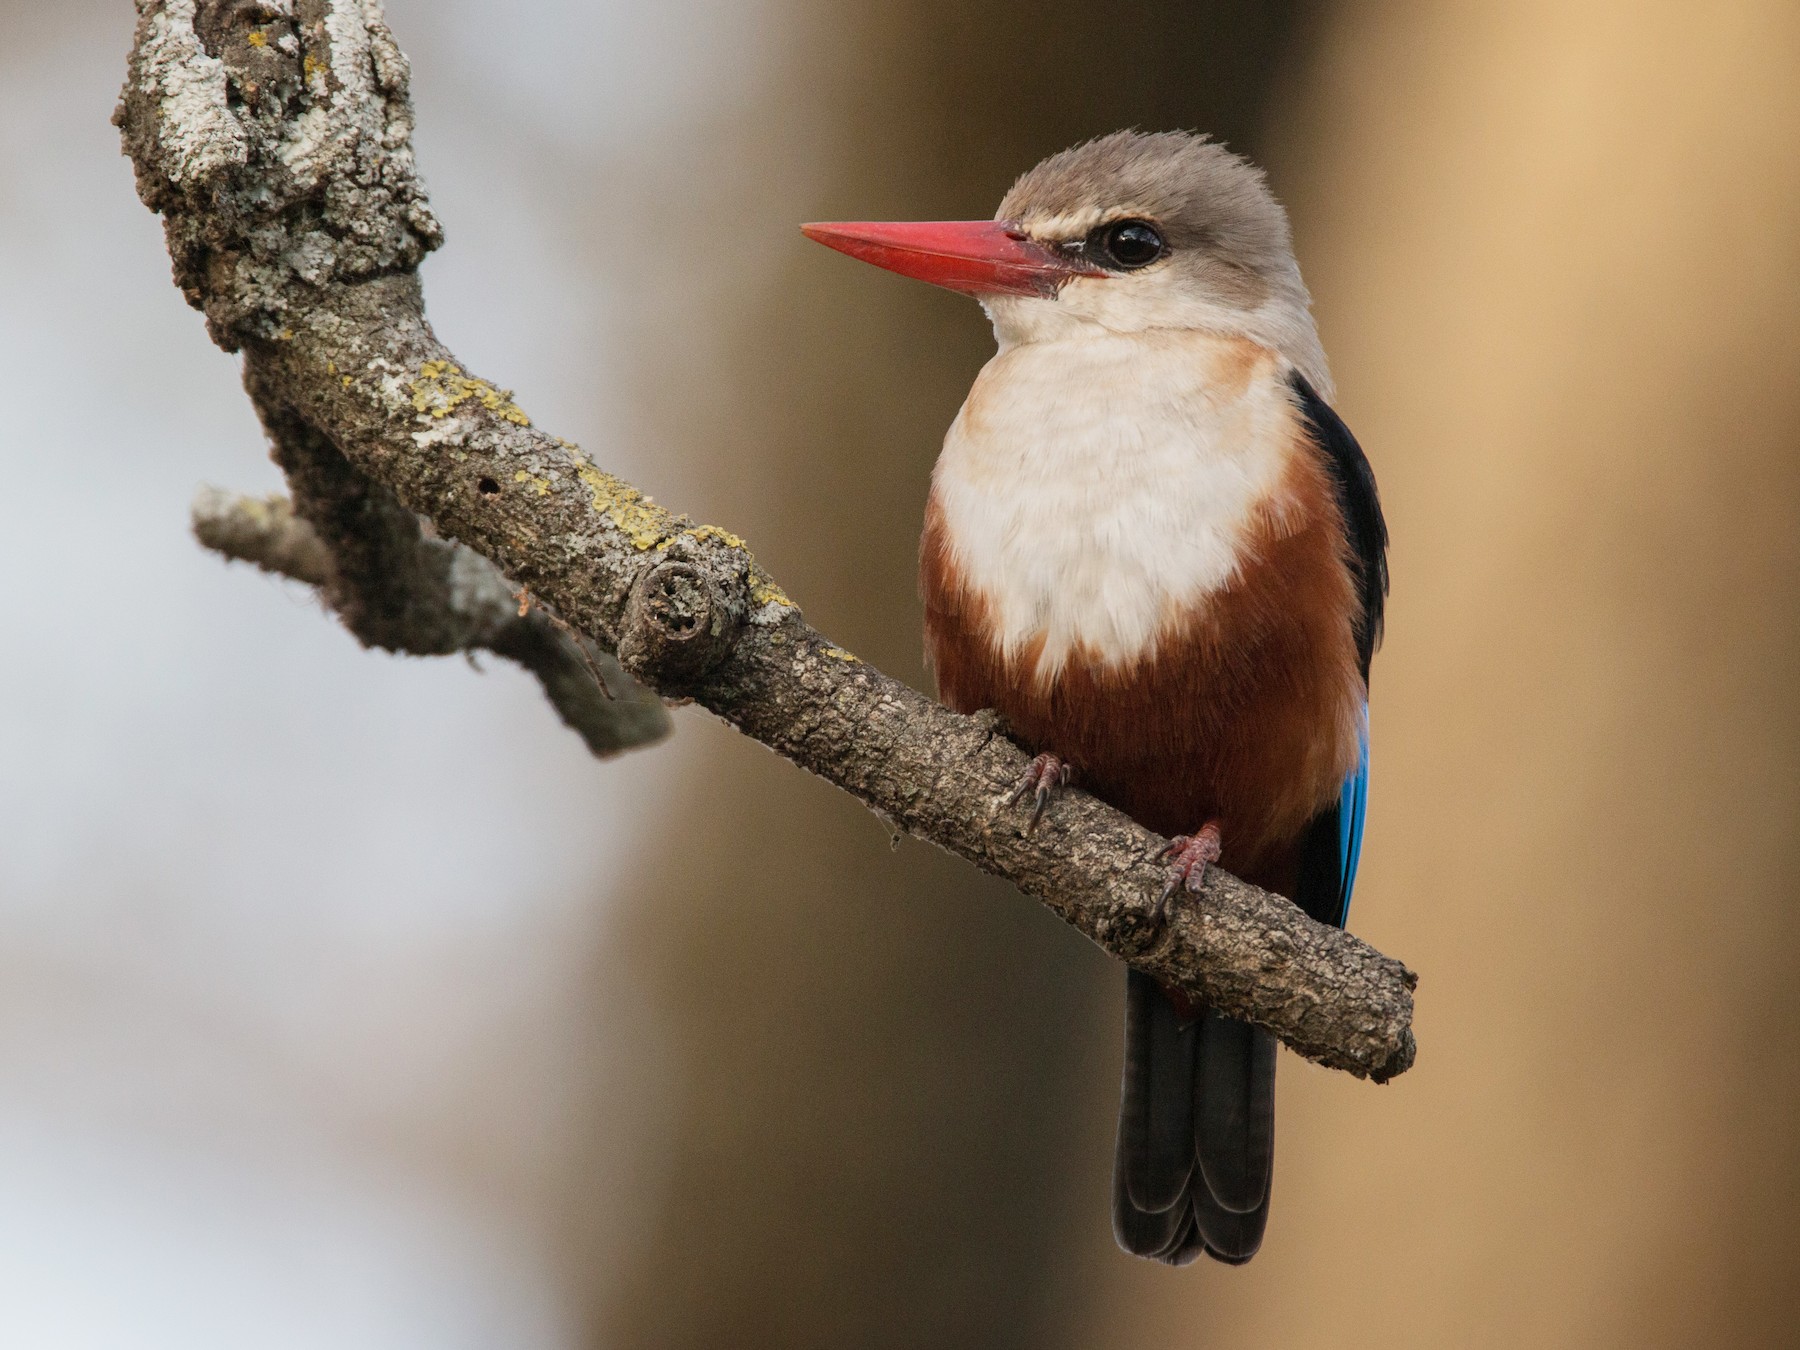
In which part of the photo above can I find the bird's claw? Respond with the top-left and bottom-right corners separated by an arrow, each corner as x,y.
1007,752 -> 1071,833
1154,821 -> 1223,921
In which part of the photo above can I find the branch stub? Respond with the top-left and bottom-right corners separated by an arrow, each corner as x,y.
618,559 -> 745,691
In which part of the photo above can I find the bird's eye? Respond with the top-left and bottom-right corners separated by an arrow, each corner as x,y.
1093,219 -> 1165,270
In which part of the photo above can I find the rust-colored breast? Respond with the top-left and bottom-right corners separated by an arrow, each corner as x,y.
921,426 -> 1364,891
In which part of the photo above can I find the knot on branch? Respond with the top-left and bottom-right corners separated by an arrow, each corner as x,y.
116,0 -> 440,348
618,560 -> 745,692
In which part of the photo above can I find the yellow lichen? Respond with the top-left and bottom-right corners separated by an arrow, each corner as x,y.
574,460 -> 677,551
686,524 -> 748,550
751,578 -> 795,609
246,28 -> 267,47
560,453 -> 798,606
303,54 -> 325,81
822,646 -> 860,662
513,469 -> 552,496
408,360 -> 531,426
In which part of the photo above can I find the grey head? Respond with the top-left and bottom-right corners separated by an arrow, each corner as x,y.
992,131 -> 1330,395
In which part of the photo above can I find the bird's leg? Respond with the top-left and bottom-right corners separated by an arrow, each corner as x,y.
1007,752 -> 1072,833
1154,821 -> 1224,919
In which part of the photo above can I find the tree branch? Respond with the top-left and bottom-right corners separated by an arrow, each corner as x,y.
192,482 -> 671,757
117,0 -> 1417,1080
192,486 -> 333,587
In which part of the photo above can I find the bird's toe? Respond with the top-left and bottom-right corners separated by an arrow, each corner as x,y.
1007,752 -> 1072,832
1154,821 -> 1224,917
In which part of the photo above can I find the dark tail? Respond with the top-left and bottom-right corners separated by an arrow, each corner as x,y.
1112,968 -> 1276,1265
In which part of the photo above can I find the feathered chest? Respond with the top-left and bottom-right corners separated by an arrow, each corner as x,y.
920,330 -> 1365,862
926,331 -> 1311,677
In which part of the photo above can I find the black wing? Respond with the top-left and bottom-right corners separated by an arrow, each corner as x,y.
1291,372 -> 1388,681
1290,372 -> 1387,929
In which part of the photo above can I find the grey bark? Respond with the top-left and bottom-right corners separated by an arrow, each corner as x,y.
117,0 -> 1417,1080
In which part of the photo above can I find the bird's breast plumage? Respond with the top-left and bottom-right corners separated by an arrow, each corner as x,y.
922,330 -> 1364,882
930,330 -> 1304,677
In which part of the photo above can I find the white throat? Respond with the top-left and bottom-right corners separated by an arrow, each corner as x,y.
930,328 -> 1303,679
981,276 -> 1332,401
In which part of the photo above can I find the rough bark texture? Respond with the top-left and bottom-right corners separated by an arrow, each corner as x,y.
118,0 -> 1417,1080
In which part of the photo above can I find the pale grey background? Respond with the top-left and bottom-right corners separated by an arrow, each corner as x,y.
0,3 -> 774,1343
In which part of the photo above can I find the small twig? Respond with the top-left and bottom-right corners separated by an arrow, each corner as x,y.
191,487 -> 665,756
192,487 -> 335,589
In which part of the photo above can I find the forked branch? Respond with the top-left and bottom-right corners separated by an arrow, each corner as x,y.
118,0 -> 1416,1080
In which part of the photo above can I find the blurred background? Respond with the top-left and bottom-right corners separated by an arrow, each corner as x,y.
2,0 -> 1797,1345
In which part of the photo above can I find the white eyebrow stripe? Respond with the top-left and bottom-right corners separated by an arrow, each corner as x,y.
1018,205 -> 1165,241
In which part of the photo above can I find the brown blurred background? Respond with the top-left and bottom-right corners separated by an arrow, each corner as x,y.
1,0 -> 1795,1346
582,1 -> 1800,1345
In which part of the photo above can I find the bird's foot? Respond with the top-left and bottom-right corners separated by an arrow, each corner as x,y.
1154,821 -> 1223,920
1007,752 -> 1071,833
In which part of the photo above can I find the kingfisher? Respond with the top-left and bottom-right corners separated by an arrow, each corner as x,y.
802,131 -> 1387,1266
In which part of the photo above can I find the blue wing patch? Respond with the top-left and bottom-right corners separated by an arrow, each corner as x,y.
1293,706 -> 1369,932
1335,707 -> 1370,925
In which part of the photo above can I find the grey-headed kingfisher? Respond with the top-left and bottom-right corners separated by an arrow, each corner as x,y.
803,130 -> 1388,1265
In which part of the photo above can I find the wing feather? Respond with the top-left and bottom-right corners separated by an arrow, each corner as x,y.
1290,374 -> 1387,926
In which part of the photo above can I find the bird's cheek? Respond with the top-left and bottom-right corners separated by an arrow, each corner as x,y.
983,293 -> 1076,347
1048,275 -> 1133,330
